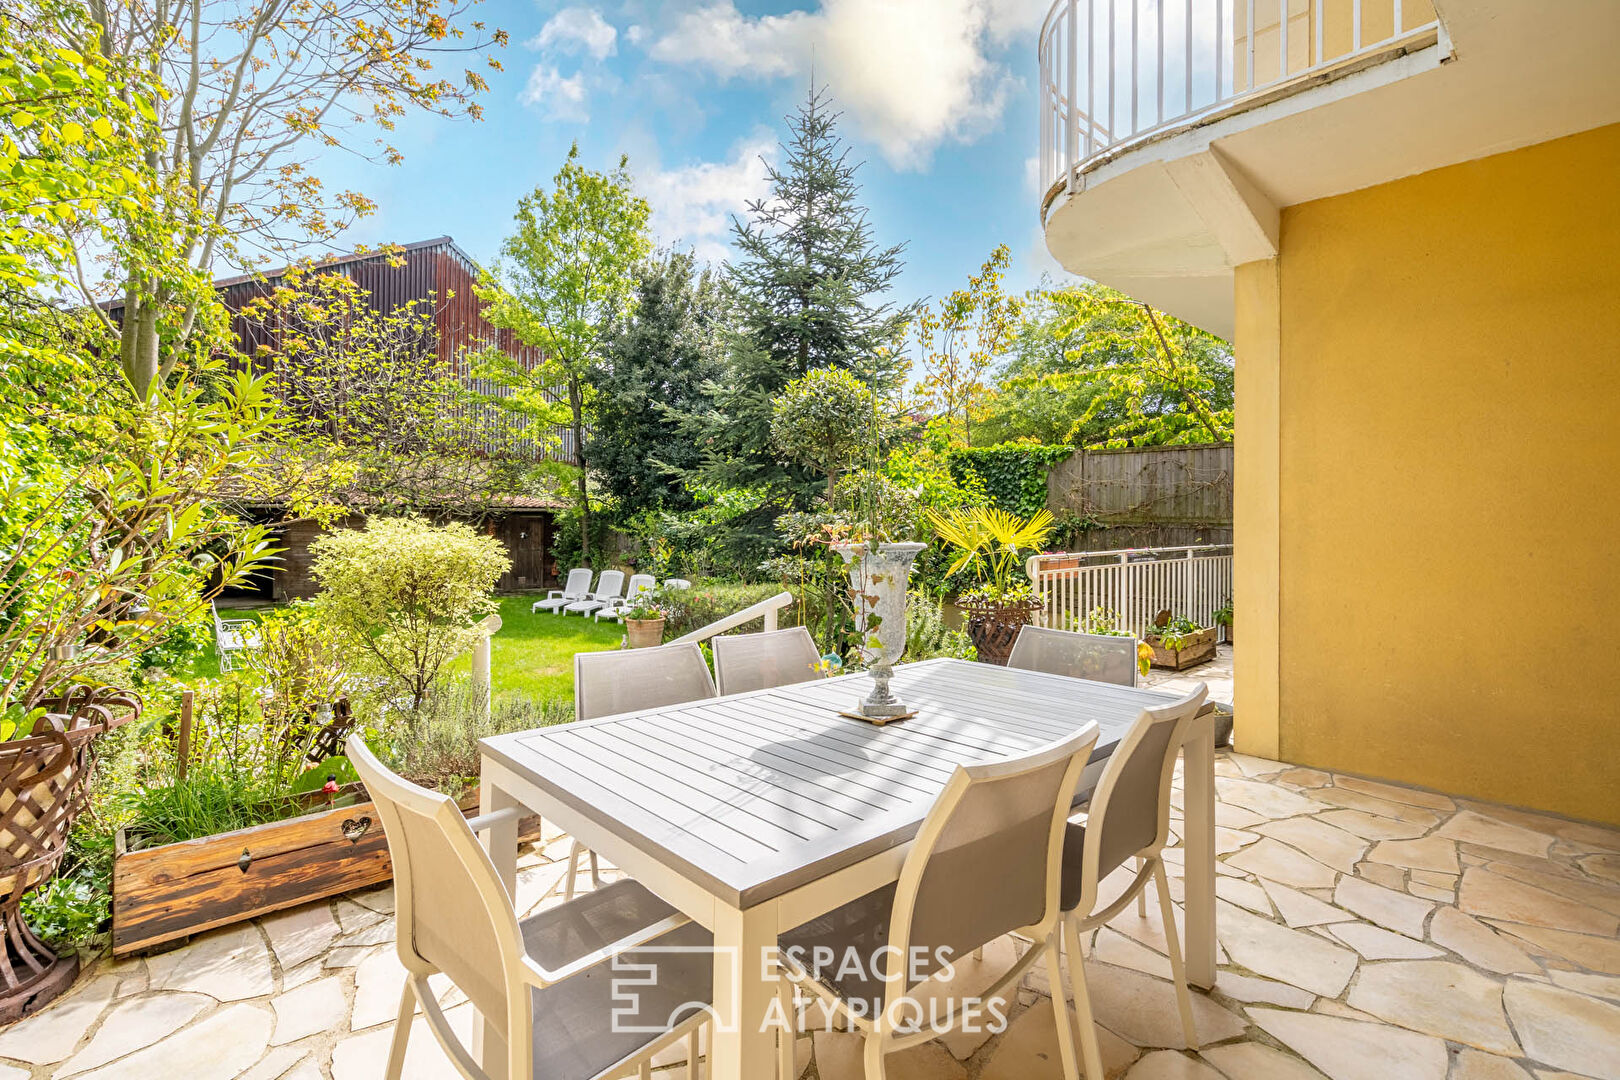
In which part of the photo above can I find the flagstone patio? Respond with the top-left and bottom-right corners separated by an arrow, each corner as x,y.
2,733 -> 1617,1080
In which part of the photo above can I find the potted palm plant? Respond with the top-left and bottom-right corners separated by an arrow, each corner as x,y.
925,506 -> 1056,665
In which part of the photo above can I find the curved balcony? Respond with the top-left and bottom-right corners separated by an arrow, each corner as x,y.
1038,0 -> 1442,221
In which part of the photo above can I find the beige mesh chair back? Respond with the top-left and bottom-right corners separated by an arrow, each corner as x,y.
347,735 -> 535,1074
776,723 -> 1099,1080
574,642 -> 717,722
711,626 -> 820,696
1058,684 -> 1209,1079
1008,625 -> 1139,687
347,736 -> 712,1080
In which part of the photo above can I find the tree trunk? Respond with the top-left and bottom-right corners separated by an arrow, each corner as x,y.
119,290 -> 162,399
570,379 -> 591,561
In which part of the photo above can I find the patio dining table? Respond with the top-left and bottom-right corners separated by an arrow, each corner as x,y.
476,657 -> 1219,1080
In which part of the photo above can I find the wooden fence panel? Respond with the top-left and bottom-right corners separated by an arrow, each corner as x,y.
1046,443 -> 1233,550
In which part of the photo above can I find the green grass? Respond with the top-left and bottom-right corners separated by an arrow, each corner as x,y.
188,595 -> 622,702
445,594 -> 625,701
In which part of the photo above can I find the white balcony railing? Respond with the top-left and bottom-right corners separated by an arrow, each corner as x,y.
1027,545 -> 1233,640
1039,0 -> 1443,206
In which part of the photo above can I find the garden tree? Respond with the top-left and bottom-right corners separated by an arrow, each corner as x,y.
914,244 -> 1023,448
237,269 -> 528,516
1050,285 -> 1234,446
975,283 -> 1234,447
695,84 -> 912,506
474,145 -> 652,560
309,516 -> 509,709
589,251 -> 727,521
770,367 -> 876,498
0,357 -> 282,725
58,0 -> 506,397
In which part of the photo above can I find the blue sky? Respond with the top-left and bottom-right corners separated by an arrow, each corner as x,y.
311,0 -> 1069,310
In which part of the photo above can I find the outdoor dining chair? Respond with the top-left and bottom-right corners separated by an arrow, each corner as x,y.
1008,625 -> 1140,687
345,736 -> 713,1080
595,573 -> 656,622
711,626 -> 820,696
1058,684 -> 1208,1080
773,721 -> 1101,1080
563,569 -> 625,617
532,568 -> 593,614
565,643 -> 719,900
1009,624 -> 1143,807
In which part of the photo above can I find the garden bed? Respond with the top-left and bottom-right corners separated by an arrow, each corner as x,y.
112,783 -> 539,955
1145,625 -> 1218,670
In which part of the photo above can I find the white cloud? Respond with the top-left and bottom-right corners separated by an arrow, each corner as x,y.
528,6 -> 619,60
520,65 -> 590,121
645,0 -> 1019,170
635,136 -> 779,266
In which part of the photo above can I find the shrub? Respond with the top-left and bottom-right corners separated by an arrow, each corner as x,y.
311,516 -> 510,707
386,680 -> 571,795
660,582 -> 803,640
904,590 -> 975,662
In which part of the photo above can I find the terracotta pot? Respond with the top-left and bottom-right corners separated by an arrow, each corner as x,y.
960,598 -> 1042,666
623,617 -> 665,649
1,687 -> 139,1022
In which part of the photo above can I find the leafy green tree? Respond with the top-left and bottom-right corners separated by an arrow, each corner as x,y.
589,251 -> 726,520
915,244 -> 1023,447
1052,285 -> 1234,445
238,269 -> 528,517
474,145 -> 653,560
0,358 -> 283,727
696,84 -> 912,506
310,516 -> 510,708
770,367 -> 876,498
57,0 -> 506,397
977,283 -> 1234,447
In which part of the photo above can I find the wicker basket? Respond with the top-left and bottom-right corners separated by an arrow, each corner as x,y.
0,688 -> 139,1022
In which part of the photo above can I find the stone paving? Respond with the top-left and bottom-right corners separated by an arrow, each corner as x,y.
3,700 -> 1618,1079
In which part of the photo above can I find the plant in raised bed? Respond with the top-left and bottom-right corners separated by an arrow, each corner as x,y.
1212,599 -> 1233,644
1144,612 -> 1219,671
924,505 -> 1055,665
1077,606 -> 1154,677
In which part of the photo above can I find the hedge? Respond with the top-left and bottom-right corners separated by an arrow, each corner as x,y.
947,443 -> 1073,517
661,582 -> 803,639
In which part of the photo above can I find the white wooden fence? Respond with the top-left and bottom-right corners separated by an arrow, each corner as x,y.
1027,545 -> 1232,639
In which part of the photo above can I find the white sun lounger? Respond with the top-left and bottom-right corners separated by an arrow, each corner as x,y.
533,568 -> 593,614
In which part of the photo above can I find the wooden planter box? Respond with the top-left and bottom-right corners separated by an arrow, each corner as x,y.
112,786 -> 538,956
1145,626 -> 1218,670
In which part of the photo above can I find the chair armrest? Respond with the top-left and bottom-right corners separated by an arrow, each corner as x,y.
546,589 -> 565,599
519,909 -> 692,989
465,805 -> 527,833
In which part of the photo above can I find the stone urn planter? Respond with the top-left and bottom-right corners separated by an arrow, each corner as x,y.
833,541 -> 926,718
959,596 -> 1043,666
623,616 -> 665,649
0,687 -> 140,1021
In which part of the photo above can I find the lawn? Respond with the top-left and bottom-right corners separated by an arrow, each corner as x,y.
195,594 -> 622,702
444,594 -> 625,701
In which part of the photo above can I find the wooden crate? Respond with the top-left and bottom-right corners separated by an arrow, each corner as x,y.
1146,626 -> 1218,670
112,789 -> 537,956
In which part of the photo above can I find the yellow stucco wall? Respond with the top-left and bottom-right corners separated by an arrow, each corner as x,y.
1263,122 -> 1620,825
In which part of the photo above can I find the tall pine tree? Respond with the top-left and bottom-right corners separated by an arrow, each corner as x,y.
590,251 -> 727,520
696,84 -> 912,508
